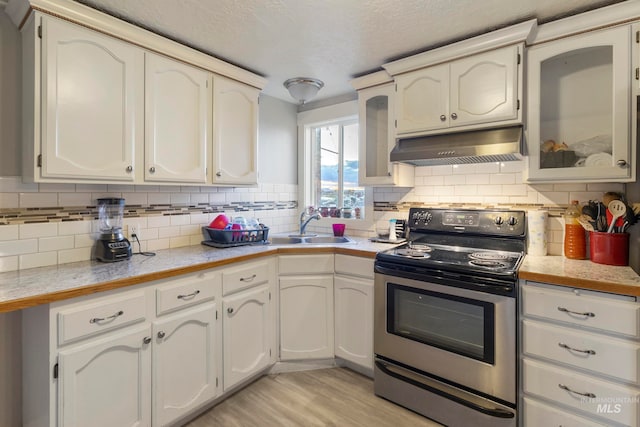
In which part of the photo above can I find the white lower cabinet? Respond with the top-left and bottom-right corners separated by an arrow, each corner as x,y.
520,281 -> 640,427
58,324 -> 152,427
152,303 -> 218,426
334,255 -> 374,372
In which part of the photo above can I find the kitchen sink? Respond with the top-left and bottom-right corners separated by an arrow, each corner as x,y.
270,235 -> 354,245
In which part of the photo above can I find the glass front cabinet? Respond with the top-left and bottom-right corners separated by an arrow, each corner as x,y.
525,25 -> 634,182
352,72 -> 414,187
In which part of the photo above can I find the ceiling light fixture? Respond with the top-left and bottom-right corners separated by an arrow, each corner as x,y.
283,77 -> 324,104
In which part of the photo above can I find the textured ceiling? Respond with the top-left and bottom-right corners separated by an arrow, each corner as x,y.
75,0 -> 625,104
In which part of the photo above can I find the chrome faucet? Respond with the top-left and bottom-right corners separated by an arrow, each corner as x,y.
299,210 -> 321,236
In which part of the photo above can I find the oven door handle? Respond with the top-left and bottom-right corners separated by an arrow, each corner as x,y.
375,360 -> 515,419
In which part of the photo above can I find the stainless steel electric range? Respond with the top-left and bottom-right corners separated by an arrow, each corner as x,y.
374,207 -> 526,427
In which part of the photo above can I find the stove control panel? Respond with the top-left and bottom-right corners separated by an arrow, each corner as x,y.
408,208 -> 526,237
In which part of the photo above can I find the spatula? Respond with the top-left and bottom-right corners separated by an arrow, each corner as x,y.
607,200 -> 626,233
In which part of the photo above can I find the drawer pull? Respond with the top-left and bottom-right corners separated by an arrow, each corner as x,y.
240,274 -> 257,282
558,342 -> 596,355
558,383 -> 596,398
177,290 -> 201,300
89,310 -> 124,324
557,307 -> 595,318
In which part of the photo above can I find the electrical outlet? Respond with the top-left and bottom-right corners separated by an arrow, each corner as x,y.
129,224 -> 140,240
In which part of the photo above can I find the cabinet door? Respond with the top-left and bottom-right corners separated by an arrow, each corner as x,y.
450,45 -> 519,127
145,52 -> 212,183
222,285 -> 271,391
334,275 -> 373,370
57,324 -> 151,427
525,26 -> 632,182
41,16 -> 142,181
279,275 -> 334,360
212,76 -> 259,184
358,84 -> 414,187
152,303 -> 218,426
395,63 -> 449,134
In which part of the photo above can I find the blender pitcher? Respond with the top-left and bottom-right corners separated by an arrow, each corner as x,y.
95,198 -> 132,262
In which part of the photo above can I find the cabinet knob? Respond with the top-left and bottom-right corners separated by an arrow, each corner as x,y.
450,113 -> 458,120
216,171 -> 222,177
126,165 -> 133,173
616,159 -> 628,167
227,307 -> 234,314
143,336 -> 152,345
149,166 -> 156,173
157,331 -> 166,339
439,115 -> 446,122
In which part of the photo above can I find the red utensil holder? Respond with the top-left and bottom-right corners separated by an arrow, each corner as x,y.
589,231 -> 629,266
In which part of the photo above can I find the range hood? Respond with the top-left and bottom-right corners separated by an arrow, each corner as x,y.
390,126 -> 523,166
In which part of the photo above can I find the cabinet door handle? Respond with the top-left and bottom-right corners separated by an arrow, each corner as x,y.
558,383 -> 596,398
558,342 -> 596,355
616,159 -> 628,167
557,306 -> 595,318
157,331 -> 166,339
450,113 -> 457,120
149,166 -> 156,173
143,336 -> 152,345
240,274 -> 257,282
216,171 -> 222,177
227,307 -> 234,314
126,165 -> 133,172
439,114 -> 446,121
90,310 -> 124,324
177,290 -> 200,300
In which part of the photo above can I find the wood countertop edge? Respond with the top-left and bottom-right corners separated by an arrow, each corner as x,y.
518,270 -> 640,297
0,246 -> 376,313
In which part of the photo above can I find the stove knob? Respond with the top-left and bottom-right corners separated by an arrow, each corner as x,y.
494,216 -> 504,226
507,216 -> 518,226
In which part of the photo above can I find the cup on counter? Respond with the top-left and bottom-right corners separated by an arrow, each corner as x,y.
332,223 -> 346,237
589,231 -> 629,266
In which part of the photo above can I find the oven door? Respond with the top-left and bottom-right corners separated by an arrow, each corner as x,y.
374,271 -> 516,404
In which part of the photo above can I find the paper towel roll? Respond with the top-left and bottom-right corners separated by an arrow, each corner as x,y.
527,210 -> 548,256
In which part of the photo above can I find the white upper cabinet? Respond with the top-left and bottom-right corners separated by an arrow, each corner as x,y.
395,44 -> 520,136
525,25 -> 633,183
212,76 -> 259,185
40,15 -> 143,181
352,75 -> 414,187
145,52 -> 212,184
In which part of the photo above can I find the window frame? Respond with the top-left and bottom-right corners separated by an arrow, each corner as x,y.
297,100 -> 373,226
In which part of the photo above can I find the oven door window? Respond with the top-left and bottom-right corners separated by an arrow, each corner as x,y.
387,283 -> 495,364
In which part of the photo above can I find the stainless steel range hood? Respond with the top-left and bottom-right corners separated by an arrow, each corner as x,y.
390,126 -> 523,166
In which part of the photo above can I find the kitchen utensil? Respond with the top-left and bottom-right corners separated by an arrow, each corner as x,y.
577,215 -> 595,231
607,200 -> 626,233
602,191 -> 621,207
95,198 -> 132,262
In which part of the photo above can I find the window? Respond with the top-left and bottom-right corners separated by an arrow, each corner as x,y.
309,120 -> 365,216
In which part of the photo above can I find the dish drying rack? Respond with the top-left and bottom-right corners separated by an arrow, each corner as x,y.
201,225 -> 270,248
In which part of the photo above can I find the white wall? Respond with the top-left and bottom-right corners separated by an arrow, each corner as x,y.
258,95 -> 298,184
0,11 -> 21,176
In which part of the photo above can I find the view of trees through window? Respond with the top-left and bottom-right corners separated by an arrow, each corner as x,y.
312,121 -> 364,216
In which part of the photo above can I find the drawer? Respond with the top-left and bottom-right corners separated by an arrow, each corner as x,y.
156,271 -> 218,316
58,292 -> 146,345
523,358 -> 640,427
334,254 -> 374,279
522,282 -> 640,338
523,397 -> 608,427
222,260 -> 270,296
279,254 -> 334,275
523,319 -> 640,384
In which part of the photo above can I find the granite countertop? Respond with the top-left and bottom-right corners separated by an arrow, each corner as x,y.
3,237 -> 640,313
518,255 -> 640,297
0,236 -> 395,313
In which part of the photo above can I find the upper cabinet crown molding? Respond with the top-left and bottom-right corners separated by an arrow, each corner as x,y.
382,19 -> 536,76
529,0 -> 640,46
349,70 -> 393,91
6,0 -> 266,90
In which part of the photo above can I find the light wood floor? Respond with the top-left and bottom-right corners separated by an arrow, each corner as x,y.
185,367 -> 442,427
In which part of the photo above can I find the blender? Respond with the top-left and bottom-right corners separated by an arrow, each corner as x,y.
95,198 -> 132,262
